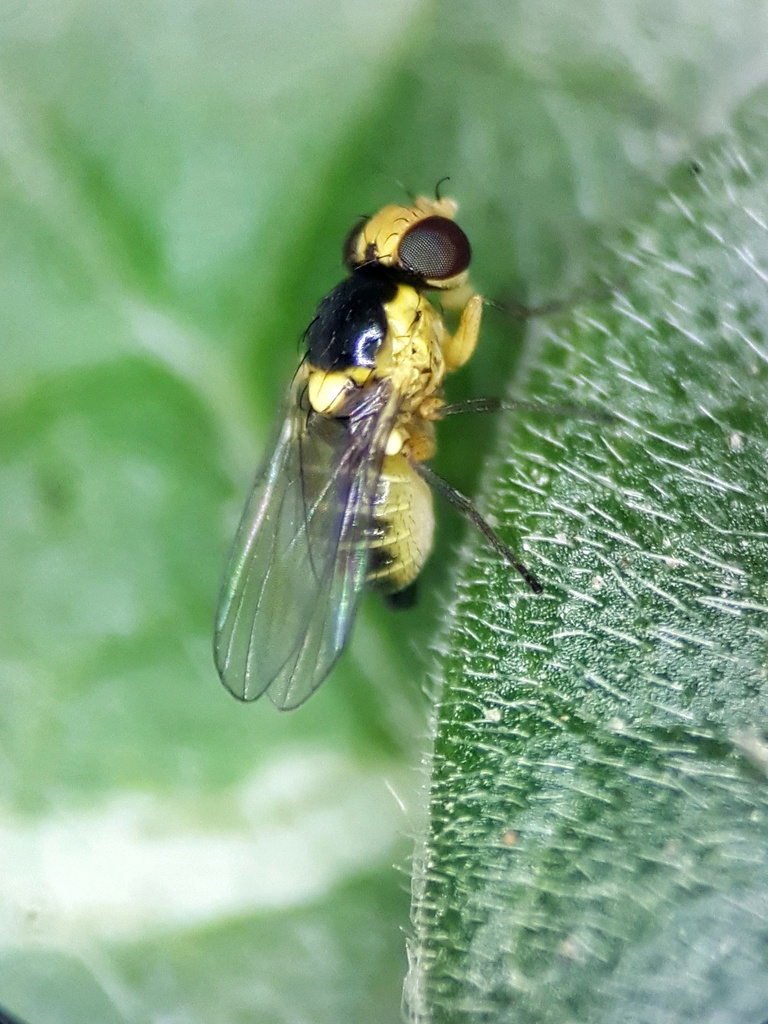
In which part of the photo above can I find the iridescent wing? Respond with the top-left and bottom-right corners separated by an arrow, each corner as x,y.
214,374 -> 396,710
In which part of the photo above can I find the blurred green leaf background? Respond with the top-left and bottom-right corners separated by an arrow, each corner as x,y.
1,0 -> 767,1021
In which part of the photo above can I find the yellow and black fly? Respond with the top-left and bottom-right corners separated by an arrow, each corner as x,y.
214,194 -> 541,710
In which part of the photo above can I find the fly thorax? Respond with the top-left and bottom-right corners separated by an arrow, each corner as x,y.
306,365 -> 372,416
379,286 -> 446,407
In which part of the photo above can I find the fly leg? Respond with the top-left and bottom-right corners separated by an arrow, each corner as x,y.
442,293 -> 483,371
412,458 -> 542,594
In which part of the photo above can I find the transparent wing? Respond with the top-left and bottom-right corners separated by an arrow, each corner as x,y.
214,374 -> 396,709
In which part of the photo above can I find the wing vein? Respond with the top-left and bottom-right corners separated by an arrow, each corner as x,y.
214,375 -> 397,706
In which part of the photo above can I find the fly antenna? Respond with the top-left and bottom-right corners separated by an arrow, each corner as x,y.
434,176 -> 451,200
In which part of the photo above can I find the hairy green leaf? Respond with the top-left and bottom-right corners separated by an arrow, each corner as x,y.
408,111 -> 768,1023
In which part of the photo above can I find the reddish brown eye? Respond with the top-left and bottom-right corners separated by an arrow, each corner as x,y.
397,216 -> 471,279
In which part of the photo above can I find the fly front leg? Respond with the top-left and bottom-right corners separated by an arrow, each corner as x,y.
442,293 -> 483,372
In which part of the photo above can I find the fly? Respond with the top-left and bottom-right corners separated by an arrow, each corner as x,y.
214,194 -> 541,710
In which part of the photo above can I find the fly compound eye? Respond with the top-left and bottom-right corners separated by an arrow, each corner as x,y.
397,216 -> 471,280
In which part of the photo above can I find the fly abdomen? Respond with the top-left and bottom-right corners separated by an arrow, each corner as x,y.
367,453 -> 435,594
